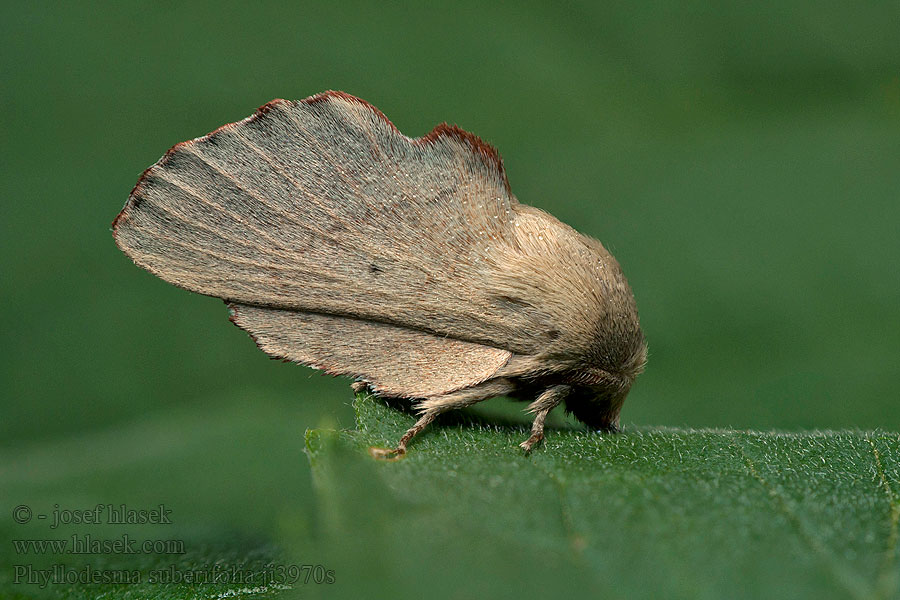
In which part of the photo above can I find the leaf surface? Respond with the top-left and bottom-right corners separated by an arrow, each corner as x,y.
305,393 -> 900,600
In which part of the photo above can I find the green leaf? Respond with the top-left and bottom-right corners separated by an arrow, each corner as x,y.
305,393 -> 900,600
0,393 -> 319,600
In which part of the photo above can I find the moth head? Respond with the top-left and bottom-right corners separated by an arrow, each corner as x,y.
564,342 -> 647,431
563,381 -> 630,432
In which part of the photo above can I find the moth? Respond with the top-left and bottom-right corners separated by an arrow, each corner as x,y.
113,91 -> 647,457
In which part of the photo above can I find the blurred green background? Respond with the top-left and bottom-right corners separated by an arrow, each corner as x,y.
1,0 -> 898,597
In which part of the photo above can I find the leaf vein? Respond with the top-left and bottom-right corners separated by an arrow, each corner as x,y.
866,435 -> 900,599
730,435 -> 871,600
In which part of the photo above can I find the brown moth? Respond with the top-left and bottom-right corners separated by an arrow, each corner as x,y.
113,90 -> 646,457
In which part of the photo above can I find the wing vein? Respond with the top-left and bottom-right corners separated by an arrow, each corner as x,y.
151,170 -> 289,249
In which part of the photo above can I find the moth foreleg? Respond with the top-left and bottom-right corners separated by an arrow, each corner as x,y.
520,385 -> 571,453
351,381 -> 369,394
368,379 -> 515,460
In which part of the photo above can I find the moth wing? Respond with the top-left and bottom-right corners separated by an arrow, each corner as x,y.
229,304 -> 511,397
113,91 -> 564,371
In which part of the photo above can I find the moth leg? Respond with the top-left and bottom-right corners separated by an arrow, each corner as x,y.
351,381 -> 369,394
368,379 -> 515,460
520,385 -> 571,453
